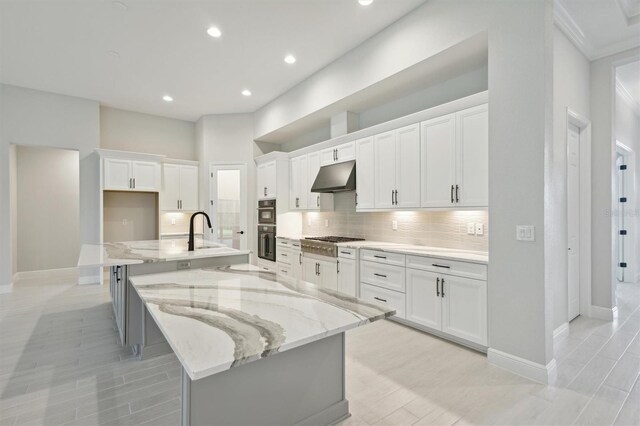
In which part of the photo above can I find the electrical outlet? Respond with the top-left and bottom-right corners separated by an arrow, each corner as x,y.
516,225 -> 535,241
171,217 -> 176,225
392,220 -> 398,231
475,223 -> 484,236
122,219 -> 127,226
324,219 -> 329,227
467,223 -> 475,235
177,261 -> 191,270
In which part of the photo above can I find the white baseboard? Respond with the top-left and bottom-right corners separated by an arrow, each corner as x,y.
590,305 -> 618,321
553,322 -> 569,342
78,275 -> 101,285
487,348 -> 557,385
13,267 -> 78,281
0,284 -> 13,294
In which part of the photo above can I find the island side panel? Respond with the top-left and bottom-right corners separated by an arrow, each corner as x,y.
182,332 -> 349,426
127,253 -> 250,358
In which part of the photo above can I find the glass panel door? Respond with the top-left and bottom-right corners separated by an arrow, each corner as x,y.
209,164 -> 247,250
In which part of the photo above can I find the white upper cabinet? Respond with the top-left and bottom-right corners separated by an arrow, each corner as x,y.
455,104 -> 488,207
320,141 -> 356,166
420,104 -> 488,208
104,158 -> 160,192
307,151 -> 322,210
374,124 -> 420,209
162,163 -> 199,211
289,155 -> 309,210
355,136 -> 375,210
257,160 -> 277,200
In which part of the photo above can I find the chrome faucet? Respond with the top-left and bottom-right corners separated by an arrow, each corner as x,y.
188,211 -> 212,251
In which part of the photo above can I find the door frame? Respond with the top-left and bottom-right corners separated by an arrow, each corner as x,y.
208,162 -> 248,250
566,108 -> 592,319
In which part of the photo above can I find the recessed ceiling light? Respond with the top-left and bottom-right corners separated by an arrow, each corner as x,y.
162,95 -> 174,102
241,89 -> 252,97
284,54 -> 296,64
358,0 -> 373,5
107,50 -> 120,58
207,26 -> 222,38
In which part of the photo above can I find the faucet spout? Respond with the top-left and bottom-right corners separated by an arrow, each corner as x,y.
188,211 -> 212,251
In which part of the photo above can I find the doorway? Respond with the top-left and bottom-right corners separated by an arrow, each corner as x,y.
615,142 -> 636,283
209,163 -> 248,250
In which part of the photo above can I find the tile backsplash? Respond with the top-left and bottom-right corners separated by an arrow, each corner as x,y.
302,193 -> 488,252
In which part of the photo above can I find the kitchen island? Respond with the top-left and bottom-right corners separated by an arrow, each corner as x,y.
77,239 -> 250,358
130,264 -> 395,426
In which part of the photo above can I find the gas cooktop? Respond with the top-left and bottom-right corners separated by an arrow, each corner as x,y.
304,236 -> 365,243
301,236 -> 365,257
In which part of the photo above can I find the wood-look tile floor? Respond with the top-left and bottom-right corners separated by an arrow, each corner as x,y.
0,270 -> 638,426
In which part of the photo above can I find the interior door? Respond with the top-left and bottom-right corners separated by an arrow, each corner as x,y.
209,164 -> 247,250
161,164 -> 181,210
567,123 -> 580,320
441,275 -> 487,346
406,269 -> 442,331
421,114 -> 456,207
374,130 -> 396,208
179,165 -> 199,211
132,161 -> 160,191
104,158 -> 132,191
456,104 -> 489,207
355,137 -> 375,210
395,123 -> 421,208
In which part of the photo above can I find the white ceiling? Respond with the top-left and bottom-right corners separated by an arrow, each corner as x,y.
617,60 -> 640,104
556,0 -> 640,59
0,0 -> 426,122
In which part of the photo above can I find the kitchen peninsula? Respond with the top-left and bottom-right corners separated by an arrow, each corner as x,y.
77,238 -> 251,358
129,264 -> 395,426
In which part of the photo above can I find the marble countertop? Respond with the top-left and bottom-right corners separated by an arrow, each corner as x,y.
129,264 -> 395,380
77,239 -> 251,268
336,241 -> 488,264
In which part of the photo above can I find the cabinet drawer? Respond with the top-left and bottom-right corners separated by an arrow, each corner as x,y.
276,239 -> 292,248
359,283 -> 405,319
337,247 -> 356,259
360,261 -> 406,292
360,250 -> 405,267
406,255 -> 487,280
276,248 -> 291,265
276,264 -> 291,277
258,259 -> 276,273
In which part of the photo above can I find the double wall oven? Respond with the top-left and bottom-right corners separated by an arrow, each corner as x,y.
257,199 -> 276,261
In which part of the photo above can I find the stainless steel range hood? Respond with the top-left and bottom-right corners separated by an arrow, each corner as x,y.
310,160 -> 356,193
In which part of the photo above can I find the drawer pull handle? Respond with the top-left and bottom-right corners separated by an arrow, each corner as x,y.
436,277 -> 440,297
282,254 -> 287,257
373,255 -> 387,259
441,278 -> 445,297
432,263 -> 450,269
374,297 -> 388,303
340,251 -> 351,255
374,273 -> 387,278
281,270 -> 287,273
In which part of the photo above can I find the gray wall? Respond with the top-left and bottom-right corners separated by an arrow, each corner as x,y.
16,145 -> 80,272
254,0 -> 555,367
0,84 -> 101,290
100,106 -> 196,161
551,28 -> 591,329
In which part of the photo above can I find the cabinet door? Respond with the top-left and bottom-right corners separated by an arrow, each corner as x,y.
179,165 -> 199,211
337,257 -> 357,297
320,148 -> 336,166
257,163 -> 266,199
335,141 -> 355,163
161,164 -> 181,210
290,156 -> 301,209
319,259 -> 338,291
264,161 -> 277,199
291,250 -> 303,280
307,152 -> 322,210
104,158 -> 132,190
374,131 -> 396,208
395,123 -> 421,208
441,275 -> 487,345
406,269 -> 442,331
132,161 -> 160,191
421,114 -> 456,207
298,156 -> 309,209
355,137 -> 375,210
302,257 -> 319,285
456,104 -> 488,207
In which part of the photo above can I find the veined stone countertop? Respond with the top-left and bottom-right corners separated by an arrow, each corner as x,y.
130,265 -> 395,380
77,239 -> 251,268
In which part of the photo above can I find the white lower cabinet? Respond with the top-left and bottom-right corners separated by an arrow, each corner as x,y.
302,255 -> 338,291
360,283 -> 406,319
406,269 -> 442,331
441,275 -> 487,345
337,248 -> 357,297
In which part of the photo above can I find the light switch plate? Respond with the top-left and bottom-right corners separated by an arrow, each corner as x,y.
475,223 -> 484,236
392,220 -> 398,231
467,223 -> 475,235
516,225 -> 535,241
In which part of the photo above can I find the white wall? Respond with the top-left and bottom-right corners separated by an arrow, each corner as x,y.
552,28 -> 591,329
9,144 -> 17,277
103,192 -> 158,242
196,114 -> 261,263
590,48 -> 640,312
254,0 -> 556,371
0,84 -> 101,289
16,145 -> 80,272
100,106 -> 196,161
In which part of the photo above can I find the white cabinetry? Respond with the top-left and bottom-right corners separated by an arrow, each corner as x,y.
255,153 -> 290,215
302,254 -> 338,291
337,248 -> 357,297
421,104 -> 488,208
355,137 -> 375,210
104,158 -> 161,192
320,141 -> 355,166
307,152 -> 322,210
161,163 -> 198,211
289,153 -> 333,211
374,123 -> 420,209
441,275 -> 487,345
257,161 -> 277,200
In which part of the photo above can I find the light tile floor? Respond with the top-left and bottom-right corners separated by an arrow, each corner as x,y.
0,270 -> 638,425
